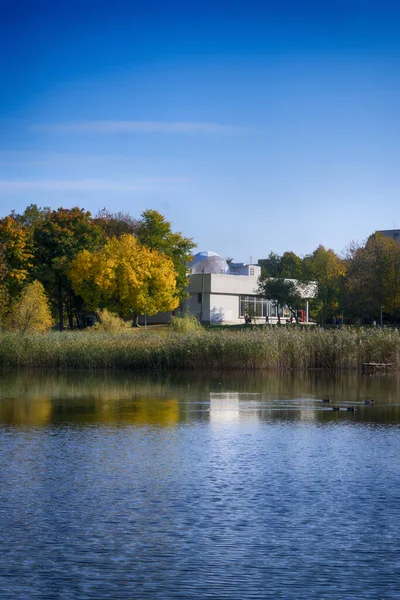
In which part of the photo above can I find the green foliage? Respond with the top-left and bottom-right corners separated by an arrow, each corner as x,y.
258,252 -> 281,278
135,209 -> 195,303
171,313 -> 201,333
11,203 -> 50,230
345,233 -> 400,323
32,207 -> 103,330
258,277 -> 305,323
280,251 -> 303,279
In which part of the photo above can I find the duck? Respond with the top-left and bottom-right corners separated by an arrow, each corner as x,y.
364,399 -> 374,405
344,406 -> 356,412
332,406 -> 340,411
322,397 -> 330,403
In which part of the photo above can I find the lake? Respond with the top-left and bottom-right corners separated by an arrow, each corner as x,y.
1,369 -> 400,599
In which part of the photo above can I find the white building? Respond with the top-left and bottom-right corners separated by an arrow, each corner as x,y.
141,250 -> 315,325
181,251 -> 314,325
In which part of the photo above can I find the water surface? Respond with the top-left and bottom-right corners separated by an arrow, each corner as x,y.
1,370 -> 399,599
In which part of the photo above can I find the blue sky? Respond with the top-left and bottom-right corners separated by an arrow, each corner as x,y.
1,0 -> 400,262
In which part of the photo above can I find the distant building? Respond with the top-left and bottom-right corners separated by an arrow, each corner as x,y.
182,251 -> 315,325
377,229 -> 400,243
142,250 -> 316,325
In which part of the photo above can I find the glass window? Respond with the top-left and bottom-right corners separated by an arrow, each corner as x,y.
240,296 -> 268,318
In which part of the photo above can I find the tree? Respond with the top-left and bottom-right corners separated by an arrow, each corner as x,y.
135,210 -> 195,304
258,277 -> 305,324
0,216 -> 33,297
93,208 -> 138,239
33,207 -> 103,330
0,282 -> 11,329
309,246 -> 346,324
280,251 -> 303,279
70,234 -> 180,324
345,233 -> 400,323
258,252 -> 282,279
8,280 -> 53,333
11,203 -> 50,230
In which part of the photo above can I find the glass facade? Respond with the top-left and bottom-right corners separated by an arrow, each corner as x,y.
240,296 -> 272,318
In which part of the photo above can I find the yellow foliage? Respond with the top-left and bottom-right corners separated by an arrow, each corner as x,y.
71,234 -> 179,318
0,284 -> 11,328
8,280 -> 53,333
0,216 -> 33,293
93,309 -> 130,332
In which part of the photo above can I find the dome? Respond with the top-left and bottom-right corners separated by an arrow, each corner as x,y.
191,250 -> 221,266
189,251 -> 229,275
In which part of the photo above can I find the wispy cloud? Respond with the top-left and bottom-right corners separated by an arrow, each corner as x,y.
0,151 -> 139,167
32,120 -> 246,134
0,178 -> 191,192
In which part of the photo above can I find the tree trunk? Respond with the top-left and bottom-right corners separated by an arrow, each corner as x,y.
66,287 -> 74,330
132,313 -> 140,327
75,309 -> 81,329
57,279 -> 64,331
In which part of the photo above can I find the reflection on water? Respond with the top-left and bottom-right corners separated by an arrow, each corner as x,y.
1,369 -> 400,599
1,369 -> 400,427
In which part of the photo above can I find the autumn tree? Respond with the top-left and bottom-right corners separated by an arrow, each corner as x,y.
70,234 -> 180,324
93,208 -> 138,239
33,207 -> 103,330
0,216 -> 33,297
135,210 -> 195,304
8,280 -> 53,333
309,246 -> 346,324
280,251 -> 303,279
345,233 -> 400,323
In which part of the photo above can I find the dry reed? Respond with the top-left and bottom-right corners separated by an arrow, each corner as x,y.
0,327 -> 399,371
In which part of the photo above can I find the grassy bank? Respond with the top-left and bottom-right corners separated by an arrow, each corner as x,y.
1,327 -> 399,371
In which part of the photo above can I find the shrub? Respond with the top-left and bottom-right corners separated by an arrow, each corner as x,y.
8,280 -> 52,333
93,309 -> 130,332
171,313 -> 201,333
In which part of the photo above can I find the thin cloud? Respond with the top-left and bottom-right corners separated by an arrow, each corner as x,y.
32,120 -> 247,134
0,178 -> 191,192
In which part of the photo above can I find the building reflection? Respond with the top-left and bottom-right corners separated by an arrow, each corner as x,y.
0,369 -> 400,427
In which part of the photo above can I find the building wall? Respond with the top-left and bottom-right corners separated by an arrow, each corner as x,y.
378,229 -> 400,243
187,273 -> 260,296
140,272 -> 314,325
209,293 -> 240,323
229,264 -> 261,277
186,273 -> 261,324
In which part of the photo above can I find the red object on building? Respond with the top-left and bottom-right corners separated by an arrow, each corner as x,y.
297,309 -> 305,323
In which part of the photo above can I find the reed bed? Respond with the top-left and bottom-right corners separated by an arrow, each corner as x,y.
0,327 -> 399,371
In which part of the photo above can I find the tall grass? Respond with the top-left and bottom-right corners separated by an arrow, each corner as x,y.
170,313 -> 202,333
0,327 -> 399,371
